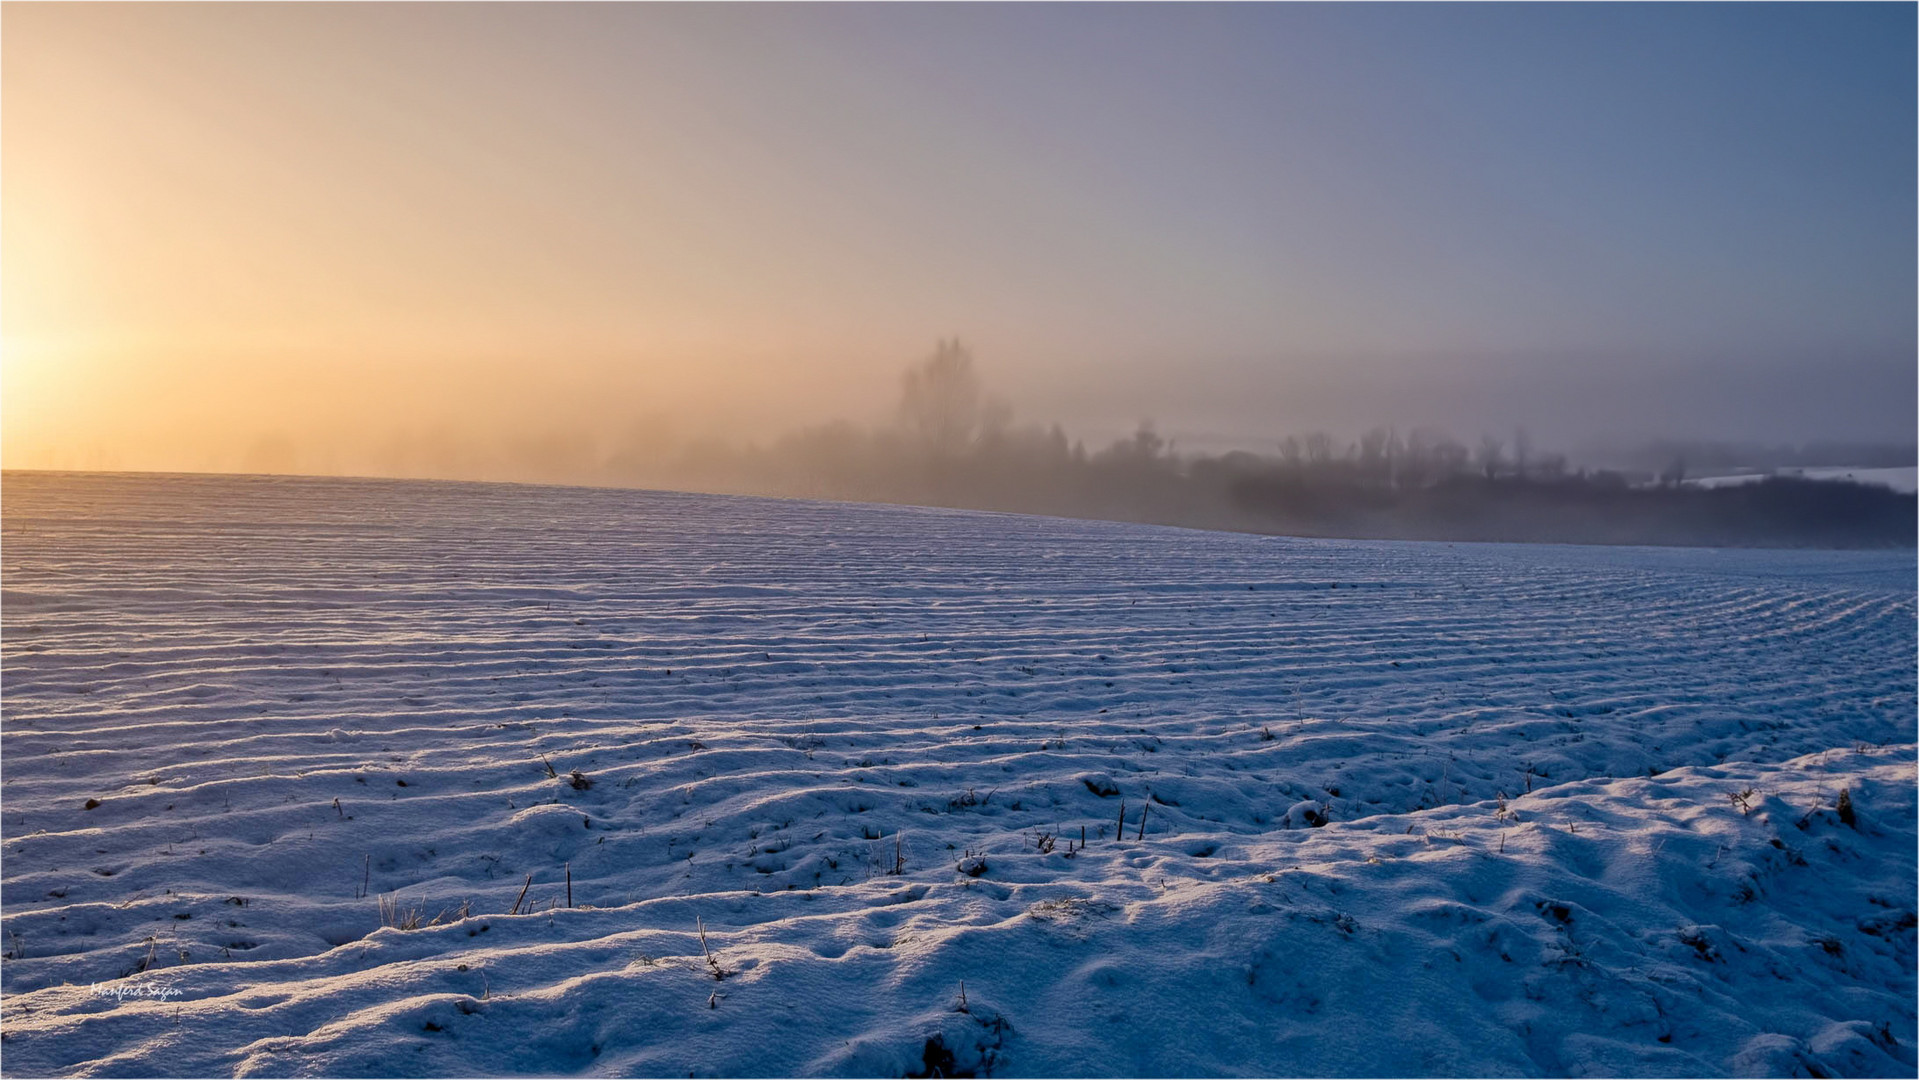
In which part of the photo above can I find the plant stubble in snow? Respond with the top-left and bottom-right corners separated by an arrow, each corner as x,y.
0,471 -> 1913,1077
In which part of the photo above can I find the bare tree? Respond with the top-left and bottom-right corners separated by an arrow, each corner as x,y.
1476,435 -> 1505,480
899,339 -> 983,458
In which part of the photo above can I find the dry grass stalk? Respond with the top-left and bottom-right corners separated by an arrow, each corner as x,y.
378,893 -> 423,931
696,916 -> 726,980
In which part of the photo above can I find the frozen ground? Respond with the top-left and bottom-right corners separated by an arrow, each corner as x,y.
2,471 -> 1913,1078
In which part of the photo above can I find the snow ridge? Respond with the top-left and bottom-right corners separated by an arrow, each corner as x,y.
2,472 -> 1913,1076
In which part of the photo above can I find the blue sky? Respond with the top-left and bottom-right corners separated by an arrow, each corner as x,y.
5,3 -> 1913,471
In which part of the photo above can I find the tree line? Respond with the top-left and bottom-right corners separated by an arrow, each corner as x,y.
602,341 -> 1915,549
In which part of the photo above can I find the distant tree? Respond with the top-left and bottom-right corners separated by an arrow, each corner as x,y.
1512,426 -> 1533,479
1100,420 -> 1167,464
1358,428 -> 1389,470
1278,436 -> 1303,468
1045,424 -> 1071,462
1476,435 -> 1506,480
1412,433 -> 1466,479
899,338 -> 983,458
1403,428 -> 1445,486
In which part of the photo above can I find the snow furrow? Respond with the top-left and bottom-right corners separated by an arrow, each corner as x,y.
2,471 -> 1912,1077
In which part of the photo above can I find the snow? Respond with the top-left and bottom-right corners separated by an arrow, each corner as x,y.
1685,466 -> 1918,494
3,470 -> 1914,1077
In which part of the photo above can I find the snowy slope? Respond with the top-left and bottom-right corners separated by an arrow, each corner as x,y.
2,471 -> 1913,1077
1686,467 -> 1919,494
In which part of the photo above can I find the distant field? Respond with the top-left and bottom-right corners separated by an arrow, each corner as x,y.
1687,465 -> 1919,494
2,471 -> 1913,1076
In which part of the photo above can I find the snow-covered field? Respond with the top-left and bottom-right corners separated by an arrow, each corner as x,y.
3,470 -> 1913,1078
1686,466 -> 1919,493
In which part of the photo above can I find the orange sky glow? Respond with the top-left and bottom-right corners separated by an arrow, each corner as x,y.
5,5 -> 1912,480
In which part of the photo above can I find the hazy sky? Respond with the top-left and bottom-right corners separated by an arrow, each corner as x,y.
5,3 -> 1913,474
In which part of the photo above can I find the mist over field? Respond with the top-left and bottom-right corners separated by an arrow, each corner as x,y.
16,346 -> 1916,489
5,4 -> 1913,489
9,343 -> 1917,485
4,6 -> 1917,1077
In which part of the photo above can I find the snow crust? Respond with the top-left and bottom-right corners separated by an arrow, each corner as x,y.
2,471 -> 1913,1076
